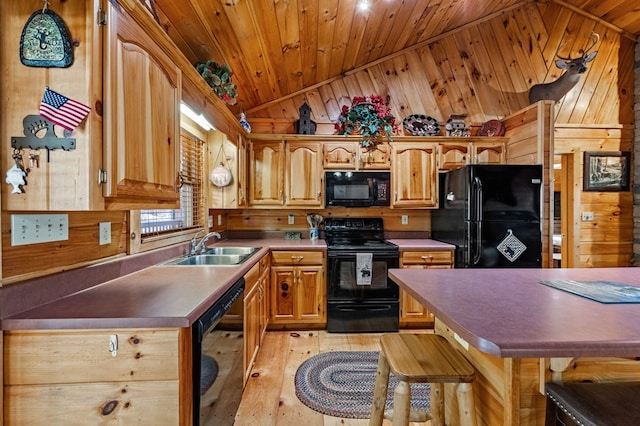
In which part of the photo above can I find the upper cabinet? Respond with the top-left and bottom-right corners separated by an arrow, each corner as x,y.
249,141 -> 284,206
391,142 -> 438,208
438,138 -> 506,171
249,139 -> 323,208
285,142 -> 323,206
103,2 -> 181,210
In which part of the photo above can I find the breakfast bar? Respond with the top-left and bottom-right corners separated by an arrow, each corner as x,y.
389,267 -> 640,425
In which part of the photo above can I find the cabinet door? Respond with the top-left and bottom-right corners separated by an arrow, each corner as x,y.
399,250 -> 453,327
472,142 -> 505,164
295,265 -> 325,323
237,134 -> 249,207
249,141 -> 284,206
359,143 -> 391,169
104,4 -> 181,209
324,142 -> 357,169
285,142 -> 323,206
270,267 -> 295,321
243,279 -> 261,384
438,143 -> 469,170
269,265 -> 325,325
392,142 -> 437,208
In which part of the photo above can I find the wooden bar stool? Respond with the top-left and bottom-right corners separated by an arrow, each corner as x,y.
369,333 -> 476,426
545,381 -> 640,425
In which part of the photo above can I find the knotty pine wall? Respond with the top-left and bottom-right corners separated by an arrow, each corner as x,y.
248,1 -> 635,132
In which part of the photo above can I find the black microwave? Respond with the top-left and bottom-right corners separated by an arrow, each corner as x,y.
325,171 -> 391,207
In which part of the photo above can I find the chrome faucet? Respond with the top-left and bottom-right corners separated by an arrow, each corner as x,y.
190,231 -> 221,255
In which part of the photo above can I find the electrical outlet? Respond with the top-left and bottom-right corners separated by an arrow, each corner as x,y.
11,214 -> 69,246
401,214 -> 409,225
99,222 -> 111,245
288,214 -> 295,225
217,214 -> 222,226
581,212 -> 594,222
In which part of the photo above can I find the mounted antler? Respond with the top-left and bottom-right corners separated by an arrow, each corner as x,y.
528,32 -> 599,104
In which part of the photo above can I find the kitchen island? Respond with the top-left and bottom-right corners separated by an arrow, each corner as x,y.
389,267 -> 640,425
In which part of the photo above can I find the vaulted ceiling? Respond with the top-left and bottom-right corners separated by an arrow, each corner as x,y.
152,0 -> 639,128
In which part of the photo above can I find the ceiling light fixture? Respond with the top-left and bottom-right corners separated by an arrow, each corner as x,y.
180,102 -> 215,131
358,0 -> 371,12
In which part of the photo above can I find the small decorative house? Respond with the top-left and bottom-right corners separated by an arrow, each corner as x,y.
294,102 -> 317,135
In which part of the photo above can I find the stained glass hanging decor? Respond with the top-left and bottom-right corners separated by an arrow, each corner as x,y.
20,3 -> 73,68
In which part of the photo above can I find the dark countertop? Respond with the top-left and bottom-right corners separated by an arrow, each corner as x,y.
389,267 -> 640,358
2,238 -> 446,331
1,238 -> 326,330
388,239 -> 455,250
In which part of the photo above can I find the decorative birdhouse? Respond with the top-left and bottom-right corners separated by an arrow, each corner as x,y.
445,114 -> 470,137
294,102 -> 317,135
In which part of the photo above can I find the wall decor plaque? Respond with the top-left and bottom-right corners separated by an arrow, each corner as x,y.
20,7 -> 73,68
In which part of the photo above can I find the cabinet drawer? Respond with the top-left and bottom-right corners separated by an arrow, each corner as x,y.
271,250 -> 324,265
259,253 -> 271,273
4,380 -> 179,425
401,251 -> 453,266
4,329 -> 179,385
244,261 -> 261,285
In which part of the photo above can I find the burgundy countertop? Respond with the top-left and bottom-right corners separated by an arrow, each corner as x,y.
2,238 -> 326,330
390,267 -> 640,358
388,239 -> 455,250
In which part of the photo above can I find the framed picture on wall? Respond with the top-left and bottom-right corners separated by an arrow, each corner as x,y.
583,151 -> 631,191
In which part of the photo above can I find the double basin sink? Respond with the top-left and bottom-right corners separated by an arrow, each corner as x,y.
165,246 -> 261,266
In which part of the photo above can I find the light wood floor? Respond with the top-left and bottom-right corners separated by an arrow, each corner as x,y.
235,330 -> 429,426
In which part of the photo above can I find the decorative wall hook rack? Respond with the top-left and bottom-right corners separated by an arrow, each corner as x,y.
11,115 -> 76,162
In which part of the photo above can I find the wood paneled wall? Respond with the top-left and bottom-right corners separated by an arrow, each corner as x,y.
248,1 -> 635,132
225,208 -> 430,233
1,211 -> 127,284
555,125 -> 634,267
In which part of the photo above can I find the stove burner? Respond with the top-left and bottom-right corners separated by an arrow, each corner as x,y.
324,217 -> 397,252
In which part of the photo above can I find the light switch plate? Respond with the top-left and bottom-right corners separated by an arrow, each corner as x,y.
11,214 -> 69,246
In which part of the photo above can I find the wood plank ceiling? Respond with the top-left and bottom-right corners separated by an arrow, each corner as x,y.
152,0 -> 640,128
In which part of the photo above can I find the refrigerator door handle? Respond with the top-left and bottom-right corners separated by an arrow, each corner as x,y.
473,221 -> 482,265
472,177 -> 483,221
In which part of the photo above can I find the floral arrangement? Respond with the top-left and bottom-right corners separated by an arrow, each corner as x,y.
334,95 -> 399,148
195,60 -> 238,105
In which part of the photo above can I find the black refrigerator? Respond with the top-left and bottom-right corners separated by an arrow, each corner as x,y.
431,164 -> 543,268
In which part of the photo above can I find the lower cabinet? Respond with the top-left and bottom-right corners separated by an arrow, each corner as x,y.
269,250 -> 326,328
243,253 -> 270,384
399,250 -> 454,328
3,328 -> 180,425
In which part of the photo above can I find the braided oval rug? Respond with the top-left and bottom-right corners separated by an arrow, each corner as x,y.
294,351 -> 430,419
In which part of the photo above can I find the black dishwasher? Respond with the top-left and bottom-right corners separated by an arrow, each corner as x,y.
192,277 -> 245,426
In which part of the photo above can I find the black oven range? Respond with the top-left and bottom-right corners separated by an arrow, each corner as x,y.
324,217 -> 400,333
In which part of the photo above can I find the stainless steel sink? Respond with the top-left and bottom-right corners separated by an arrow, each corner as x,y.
166,254 -> 246,266
204,246 -> 260,256
164,247 -> 260,266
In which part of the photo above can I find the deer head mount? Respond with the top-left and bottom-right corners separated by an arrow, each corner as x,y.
528,32 -> 599,104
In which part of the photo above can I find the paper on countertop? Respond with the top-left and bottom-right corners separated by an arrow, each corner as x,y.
356,253 -> 373,285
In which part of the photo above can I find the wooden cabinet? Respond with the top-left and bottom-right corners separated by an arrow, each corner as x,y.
399,250 -> 454,328
103,2 -> 181,209
323,141 -> 358,169
323,140 -> 390,170
249,140 -> 323,207
359,142 -> 391,169
243,253 -> 270,384
249,140 -> 284,205
285,142 -> 323,206
438,139 -> 506,171
3,328 -> 180,424
391,142 -> 438,208
269,250 -> 326,327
